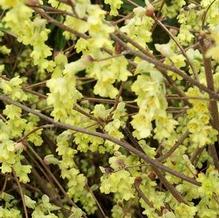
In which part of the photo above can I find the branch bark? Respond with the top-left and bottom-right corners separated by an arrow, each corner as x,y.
0,95 -> 200,186
200,37 -> 219,170
111,33 -> 219,100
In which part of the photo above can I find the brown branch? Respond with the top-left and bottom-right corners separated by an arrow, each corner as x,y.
74,104 -> 104,126
23,141 -> 89,216
25,148 -> 52,183
80,97 -> 138,109
23,183 -> 42,195
153,168 -> 187,204
112,12 -> 134,25
110,33 -> 219,100
125,0 -> 140,7
0,94 -> 200,186
202,0 -> 218,29
25,80 -> 47,89
125,127 -> 187,203
25,160 -> 76,217
107,82 -> 124,122
17,124 -> 54,143
0,113 -> 7,122
163,73 -> 192,107
66,0 -> 79,18
13,171 -> 29,218
0,174 -> 8,194
199,37 -> 219,170
157,0 -> 166,17
190,147 -> 205,166
157,131 -> 190,162
32,7 -> 89,39
134,177 -> 156,209
0,75 -> 47,99
29,4 -> 76,17
93,54 -> 125,62
166,95 -> 211,101
87,186 -> 107,218
26,142 -> 79,208
30,5 -> 219,103
153,16 -> 198,81
117,31 -> 153,57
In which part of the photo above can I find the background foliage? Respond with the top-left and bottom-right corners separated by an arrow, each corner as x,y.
0,0 -> 219,217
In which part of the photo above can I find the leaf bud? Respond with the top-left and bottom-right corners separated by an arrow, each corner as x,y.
26,0 -> 40,6
148,171 -> 156,180
115,41 -> 124,54
134,176 -> 142,187
145,3 -> 155,17
82,55 -> 94,63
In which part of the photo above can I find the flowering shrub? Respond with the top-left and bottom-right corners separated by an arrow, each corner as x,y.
0,0 -> 219,217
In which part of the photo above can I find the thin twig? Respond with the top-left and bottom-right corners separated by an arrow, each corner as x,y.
190,147 -> 205,165
202,0 -> 218,29
166,95 -> 212,101
13,171 -> 29,218
164,74 -> 192,107
67,0 -> 79,18
107,82 -> 124,122
0,113 -> 7,122
153,167 -> 187,204
17,124 -> 54,143
29,4 -> 76,17
32,7 -> 89,39
125,0 -> 140,7
25,148 -> 52,183
80,97 -> 138,109
157,0 -> 166,17
134,178 -> 156,209
154,16 -> 198,81
93,54 -> 125,62
27,143 -> 78,207
0,174 -> 8,194
112,12 -> 134,25
0,75 -> 47,99
125,127 -> 187,203
199,37 -> 219,170
25,80 -> 47,89
25,160 -> 79,217
87,186 -> 107,218
157,131 -> 190,162
74,104 -> 104,126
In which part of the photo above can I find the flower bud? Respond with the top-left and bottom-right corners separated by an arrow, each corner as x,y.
148,171 -> 156,180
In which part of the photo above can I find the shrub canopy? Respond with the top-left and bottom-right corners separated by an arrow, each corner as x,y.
0,0 -> 219,217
